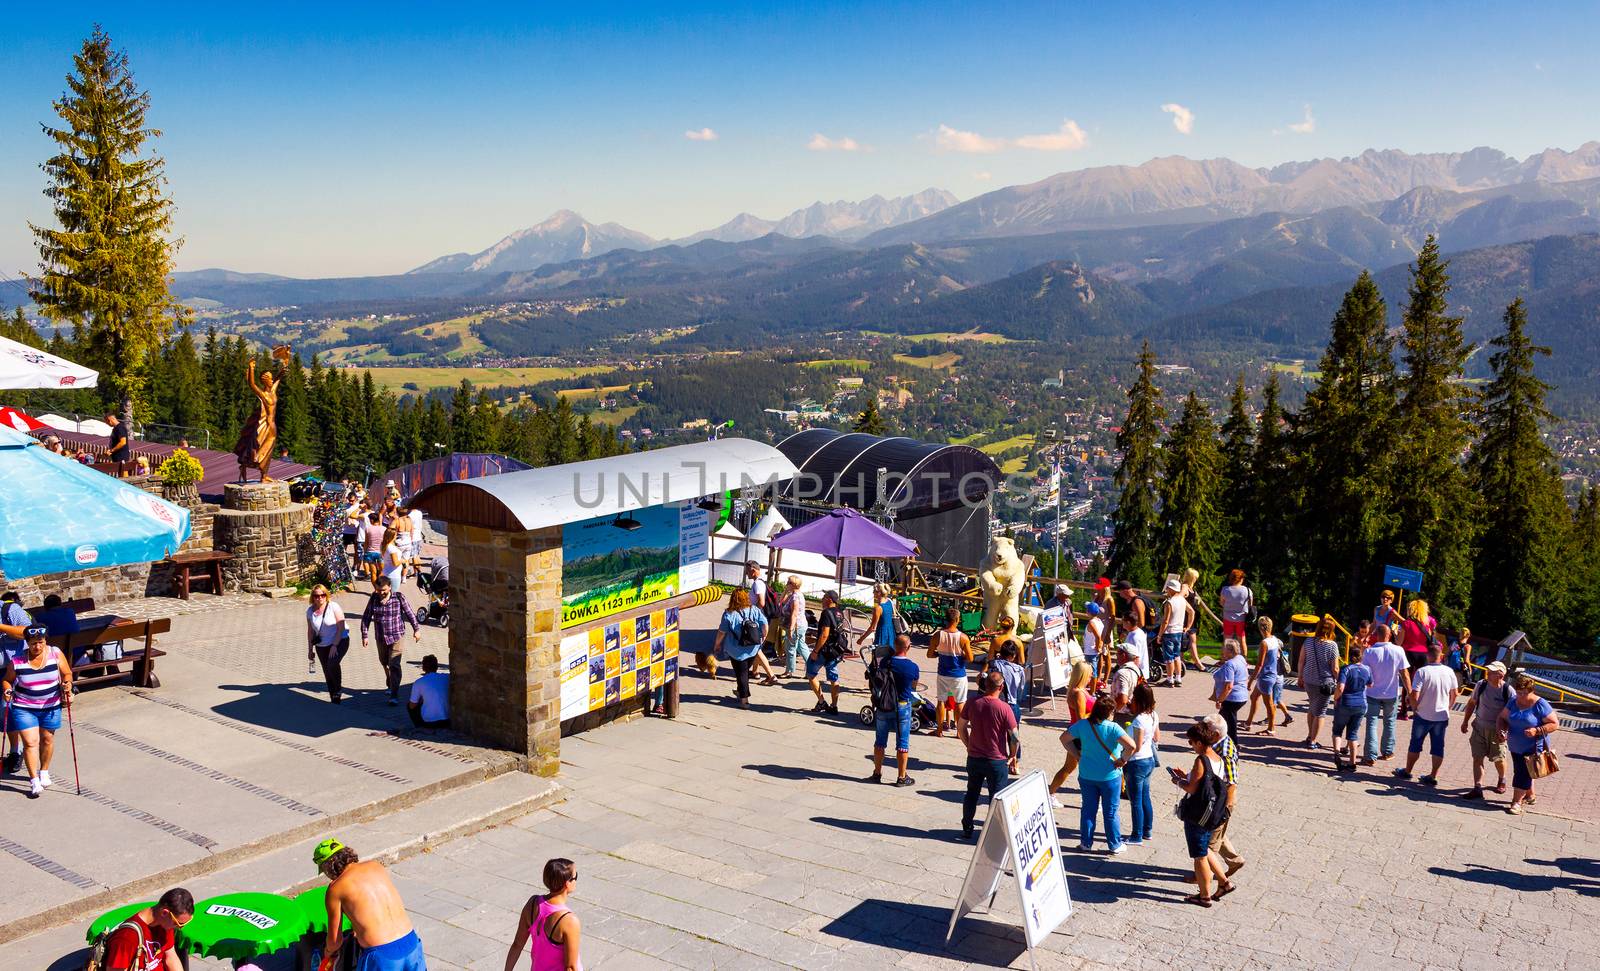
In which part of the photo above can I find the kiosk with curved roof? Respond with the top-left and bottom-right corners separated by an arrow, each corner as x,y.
775,429 -> 999,567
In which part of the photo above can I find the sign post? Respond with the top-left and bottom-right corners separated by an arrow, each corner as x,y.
1381,564 -> 1424,616
946,770 -> 1072,969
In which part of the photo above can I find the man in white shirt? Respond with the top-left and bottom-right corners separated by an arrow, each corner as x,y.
1118,614 -> 1149,681
1395,644 -> 1458,785
1361,625 -> 1412,765
408,655 -> 450,730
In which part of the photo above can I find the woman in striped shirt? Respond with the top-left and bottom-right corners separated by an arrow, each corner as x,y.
3,625 -> 72,799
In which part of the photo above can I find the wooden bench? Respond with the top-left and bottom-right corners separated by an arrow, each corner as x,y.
166,550 -> 232,600
22,597 -> 95,617
51,617 -> 172,689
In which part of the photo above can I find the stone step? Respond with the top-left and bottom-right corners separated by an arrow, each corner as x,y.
5,769 -> 563,967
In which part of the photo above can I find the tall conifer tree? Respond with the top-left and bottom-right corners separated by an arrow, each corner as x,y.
1218,374 -> 1254,572
1250,375 -> 1296,611
1294,271 -> 1399,616
1391,236 -> 1478,616
1557,489 -> 1600,661
30,28 -> 184,419
1469,299 -> 1566,645
1157,391 -> 1223,582
1109,341 -> 1165,588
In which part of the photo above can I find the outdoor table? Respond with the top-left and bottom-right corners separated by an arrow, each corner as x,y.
292,886 -> 357,971
178,891 -> 308,965
167,549 -> 232,600
85,900 -> 153,943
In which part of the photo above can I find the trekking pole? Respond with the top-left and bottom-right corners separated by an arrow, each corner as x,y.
66,691 -> 81,795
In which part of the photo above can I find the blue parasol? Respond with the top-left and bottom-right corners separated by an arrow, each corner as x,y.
0,425 -> 191,579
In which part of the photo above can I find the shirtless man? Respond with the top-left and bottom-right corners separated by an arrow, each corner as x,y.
315,838 -> 427,971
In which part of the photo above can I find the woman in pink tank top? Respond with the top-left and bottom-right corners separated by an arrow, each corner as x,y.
503,858 -> 582,971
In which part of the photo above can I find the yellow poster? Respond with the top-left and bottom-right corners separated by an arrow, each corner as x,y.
650,660 -> 665,689
605,649 -> 620,679
622,671 -> 638,699
666,630 -> 680,659
619,621 -> 635,647
589,682 -> 605,708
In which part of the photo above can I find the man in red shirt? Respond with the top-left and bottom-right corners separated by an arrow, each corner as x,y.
101,887 -> 194,971
958,671 -> 1019,839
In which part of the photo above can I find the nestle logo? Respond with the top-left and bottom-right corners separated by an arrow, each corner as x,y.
74,545 -> 98,565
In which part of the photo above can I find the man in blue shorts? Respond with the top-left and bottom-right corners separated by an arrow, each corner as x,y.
807,591 -> 846,714
868,634 -> 921,788
316,838 -> 427,970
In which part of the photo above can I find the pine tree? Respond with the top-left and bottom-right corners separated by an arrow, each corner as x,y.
421,396 -> 450,461
1557,489 -> 1600,662
1218,374 -> 1254,572
1391,237 -> 1479,618
29,28 -> 184,419
2,308 -> 42,348
276,353 -> 311,462
853,396 -> 887,435
1250,374 -> 1296,613
1469,299 -> 1567,645
1109,341 -> 1165,588
1293,271 -> 1400,617
1157,390 -> 1223,582
151,330 -> 210,435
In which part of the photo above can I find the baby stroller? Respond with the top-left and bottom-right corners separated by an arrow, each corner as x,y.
858,645 -> 937,732
418,556 -> 449,627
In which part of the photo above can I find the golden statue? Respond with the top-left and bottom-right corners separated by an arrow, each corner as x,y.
234,345 -> 291,482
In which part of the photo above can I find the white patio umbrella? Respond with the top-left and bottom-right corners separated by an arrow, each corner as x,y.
0,333 -> 97,390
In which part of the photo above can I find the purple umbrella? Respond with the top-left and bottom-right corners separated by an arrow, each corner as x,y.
768,508 -> 916,559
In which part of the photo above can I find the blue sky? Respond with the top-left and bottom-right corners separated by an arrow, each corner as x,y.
2,1 -> 1596,279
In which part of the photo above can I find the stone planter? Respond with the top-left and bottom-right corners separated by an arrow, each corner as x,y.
161,480 -> 200,504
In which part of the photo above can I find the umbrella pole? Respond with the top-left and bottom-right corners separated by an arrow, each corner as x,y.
66,692 -> 81,795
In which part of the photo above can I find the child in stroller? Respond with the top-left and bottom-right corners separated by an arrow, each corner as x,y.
418,555 -> 449,627
858,644 -> 938,732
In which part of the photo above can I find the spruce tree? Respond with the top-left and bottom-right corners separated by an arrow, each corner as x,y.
1250,374 -> 1296,612
276,353 -> 311,462
151,330 -> 210,436
1557,489 -> 1600,662
1157,390 -> 1223,582
2,308 -> 43,347
29,28 -> 184,419
1293,271 -> 1400,617
1218,374 -> 1254,572
853,396 -> 886,435
1109,340 -> 1165,588
1391,236 -> 1479,617
1469,299 -> 1566,645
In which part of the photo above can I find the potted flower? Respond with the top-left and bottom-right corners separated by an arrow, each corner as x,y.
157,448 -> 205,503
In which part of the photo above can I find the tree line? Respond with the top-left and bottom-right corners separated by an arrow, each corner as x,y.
1109,238 -> 1593,656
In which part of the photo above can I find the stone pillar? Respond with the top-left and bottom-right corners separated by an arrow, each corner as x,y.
447,524 -> 563,775
214,481 -> 314,592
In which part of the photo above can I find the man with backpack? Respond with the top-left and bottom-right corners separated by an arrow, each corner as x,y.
742,560 -> 780,686
94,887 -> 194,971
1110,634 -> 1144,720
807,591 -> 847,714
867,634 -> 920,787
1460,660 -> 1512,799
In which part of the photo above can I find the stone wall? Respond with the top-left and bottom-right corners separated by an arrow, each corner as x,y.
446,524 -> 563,775
212,481 -> 314,592
0,476 -> 218,604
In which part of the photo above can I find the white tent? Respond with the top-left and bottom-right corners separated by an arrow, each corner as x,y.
0,334 -> 97,390
711,520 -> 754,586
38,413 -> 112,437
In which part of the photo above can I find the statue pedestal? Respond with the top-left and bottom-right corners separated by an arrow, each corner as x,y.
216,481 -> 312,591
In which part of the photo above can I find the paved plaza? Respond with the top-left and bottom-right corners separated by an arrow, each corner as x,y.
7,595 -> 1599,969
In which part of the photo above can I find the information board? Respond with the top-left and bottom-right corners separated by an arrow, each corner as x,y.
562,500 -> 713,629
1382,564 -> 1424,593
947,770 -> 1072,958
558,607 -> 682,720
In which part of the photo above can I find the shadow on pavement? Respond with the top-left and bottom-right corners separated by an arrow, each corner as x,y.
1061,854 -> 1193,905
742,763 -> 869,784
1429,860 -> 1600,897
810,814 -> 967,843
215,681 -> 410,737
822,899 -> 1026,965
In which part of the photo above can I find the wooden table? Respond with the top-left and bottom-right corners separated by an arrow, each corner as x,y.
167,550 -> 231,600
51,615 -> 172,689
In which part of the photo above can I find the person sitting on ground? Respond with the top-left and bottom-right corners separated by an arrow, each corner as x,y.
100,887 -> 194,971
1498,673 -> 1559,815
958,670 -> 1019,839
806,590 -> 846,714
503,857 -> 583,971
1460,660 -> 1511,800
408,655 -> 450,730
929,607 -> 973,738
868,634 -> 921,787
1394,642 -> 1459,787
315,838 -> 426,971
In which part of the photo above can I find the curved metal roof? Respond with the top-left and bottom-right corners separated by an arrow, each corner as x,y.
776,429 -> 1000,514
412,438 -> 798,532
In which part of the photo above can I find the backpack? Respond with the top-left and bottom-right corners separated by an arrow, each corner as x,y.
815,607 -> 846,662
1177,754 -> 1230,830
86,919 -> 145,971
736,608 -> 764,648
869,656 -> 901,713
751,580 -> 781,621
1137,593 -> 1163,633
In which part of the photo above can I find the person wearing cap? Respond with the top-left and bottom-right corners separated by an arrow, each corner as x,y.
0,592 -> 30,775
1050,584 -> 1076,637
314,838 -> 427,971
1081,601 -> 1108,681
1109,628 -> 1143,719
2,624 -> 72,798
806,590 -> 847,714
1111,579 -> 1146,632
1459,660 -> 1512,799
1157,577 -> 1191,688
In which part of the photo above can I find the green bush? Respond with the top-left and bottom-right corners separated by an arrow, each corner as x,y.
157,448 -> 204,486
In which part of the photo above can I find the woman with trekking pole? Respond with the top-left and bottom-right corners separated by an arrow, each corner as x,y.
2,625 -> 74,799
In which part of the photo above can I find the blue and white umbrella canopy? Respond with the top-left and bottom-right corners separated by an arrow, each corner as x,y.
0,425 -> 191,579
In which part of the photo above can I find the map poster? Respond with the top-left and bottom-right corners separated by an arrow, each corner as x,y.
560,610 -> 683,721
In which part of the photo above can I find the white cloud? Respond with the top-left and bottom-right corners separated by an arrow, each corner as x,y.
1160,103 -> 1194,135
973,171 -> 993,181
684,127 -> 718,142
1014,119 -> 1089,151
1287,104 -> 1316,134
935,124 -> 1006,154
807,133 -> 861,152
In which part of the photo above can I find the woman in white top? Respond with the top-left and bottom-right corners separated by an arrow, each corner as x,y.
381,528 -> 406,593
304,585 -> 348,703
779,576 -> 808,678
1125,683 -> 1160,844
1158,578 -> 1191,688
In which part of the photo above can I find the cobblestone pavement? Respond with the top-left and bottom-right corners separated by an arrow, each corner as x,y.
354,638 -> 1599,970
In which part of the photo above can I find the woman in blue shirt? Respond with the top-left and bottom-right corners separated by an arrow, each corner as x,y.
1210,639 -> 1251,743
1497,674 -> 1559,815
856,584 -> 898,652
1068,696 -> 1136,853
711,588 -> 767,710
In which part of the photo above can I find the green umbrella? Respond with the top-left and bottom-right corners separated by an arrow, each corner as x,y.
177,892 -> 309,960
293,886 -> 351,935
86,901 -> 153,943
